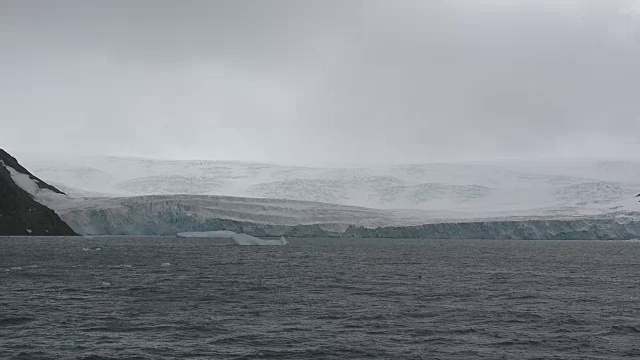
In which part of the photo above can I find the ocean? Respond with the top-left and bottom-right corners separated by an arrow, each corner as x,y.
1,236 -> 639,359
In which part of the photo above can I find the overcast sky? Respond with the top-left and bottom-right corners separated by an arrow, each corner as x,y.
1,0 -> 639,165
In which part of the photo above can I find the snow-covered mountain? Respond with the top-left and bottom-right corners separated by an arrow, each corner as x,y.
0,149 -> 76,236
18,154 -> 640,220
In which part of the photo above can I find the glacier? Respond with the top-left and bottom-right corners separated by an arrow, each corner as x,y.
7,154 -> 640,240
16,155 -> 640,220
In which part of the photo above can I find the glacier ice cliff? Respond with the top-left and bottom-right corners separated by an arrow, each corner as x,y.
46,195 -> 640,240
53,195 -> 400,237
343,216 -> 640,240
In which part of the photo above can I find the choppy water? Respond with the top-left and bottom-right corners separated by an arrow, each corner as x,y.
1,237 -> 640,359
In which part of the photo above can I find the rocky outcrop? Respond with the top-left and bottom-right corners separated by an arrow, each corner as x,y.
0,148 -> 77,236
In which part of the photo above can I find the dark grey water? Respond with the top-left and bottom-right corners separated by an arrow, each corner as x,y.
1,237 -> 640,359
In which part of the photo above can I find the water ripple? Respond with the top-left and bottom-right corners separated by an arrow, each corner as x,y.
1,236 -> 640,359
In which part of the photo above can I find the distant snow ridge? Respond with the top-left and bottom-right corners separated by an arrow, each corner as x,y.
249,178 -> 348,204
555,181 -> 632,205
249,178 -> 491,206
398,183 -> 491,204
116,175 -> 226,195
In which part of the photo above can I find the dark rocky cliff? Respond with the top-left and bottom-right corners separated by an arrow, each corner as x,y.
0,148 -> 77,236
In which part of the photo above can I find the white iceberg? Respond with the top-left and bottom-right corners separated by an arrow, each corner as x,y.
176,231 -> 288,246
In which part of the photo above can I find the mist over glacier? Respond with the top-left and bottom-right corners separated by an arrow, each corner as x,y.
18,154 -> 640,220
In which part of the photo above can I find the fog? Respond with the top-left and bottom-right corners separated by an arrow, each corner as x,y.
1,0 -> 638,165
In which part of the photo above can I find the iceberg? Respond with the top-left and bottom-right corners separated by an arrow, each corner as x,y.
177,230 -> 288,246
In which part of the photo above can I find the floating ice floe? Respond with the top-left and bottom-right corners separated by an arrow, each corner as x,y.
82,247 -> 102,252
177,231 -> 288,246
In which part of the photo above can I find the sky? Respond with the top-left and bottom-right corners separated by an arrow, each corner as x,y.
1,0 -> 639,165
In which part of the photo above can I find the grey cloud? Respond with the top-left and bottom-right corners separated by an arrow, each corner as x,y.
1,0 -> 638,164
